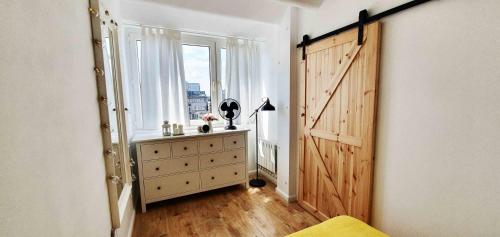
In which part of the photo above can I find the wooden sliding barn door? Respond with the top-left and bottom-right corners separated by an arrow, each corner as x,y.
298,22 -> 381,223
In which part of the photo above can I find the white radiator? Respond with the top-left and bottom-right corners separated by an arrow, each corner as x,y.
258,138 -> 277,178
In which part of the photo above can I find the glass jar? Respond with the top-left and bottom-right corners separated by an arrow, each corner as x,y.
162,121 -> 171,136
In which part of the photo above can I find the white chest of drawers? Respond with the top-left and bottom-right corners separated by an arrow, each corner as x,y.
134,129 -> 249,212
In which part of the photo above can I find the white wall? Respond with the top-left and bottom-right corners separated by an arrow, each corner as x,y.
275,7 -> 299,201
0,0 -> 112,236
294,0 -> 500,236
119,0 -> 277,40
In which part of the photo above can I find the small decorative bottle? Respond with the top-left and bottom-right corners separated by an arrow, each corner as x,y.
207,121 -> 213,133
162,121 -> 171,136
172,123 -> 178,135
178,124 -> 184,135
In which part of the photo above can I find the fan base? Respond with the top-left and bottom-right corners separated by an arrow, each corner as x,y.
225,125 -> 237,130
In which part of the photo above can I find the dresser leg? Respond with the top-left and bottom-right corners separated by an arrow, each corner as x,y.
141,203 -> 147,213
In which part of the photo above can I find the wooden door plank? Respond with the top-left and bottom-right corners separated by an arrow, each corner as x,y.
303,53 -> 314,205
353,22 -> 381,223
355,44 -> 365,138
307,42 -> 363,130
304,146 -> 311,204
306,27 -> 365,55
319,49 -> 331,176
306,135 -> 347,215
348,48 -> 358,137
310,149 -> 318,207
313,50 -> 324,146
309,129 -> 362,147
332,44 -> 342,135
297,50 -> 306,204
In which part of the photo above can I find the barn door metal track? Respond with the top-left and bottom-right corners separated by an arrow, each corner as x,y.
298,0 -> 432,59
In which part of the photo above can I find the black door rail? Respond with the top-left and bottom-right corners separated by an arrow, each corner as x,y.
298,0 -> 433,60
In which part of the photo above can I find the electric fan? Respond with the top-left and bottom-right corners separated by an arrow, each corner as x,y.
218,98 -> 241,130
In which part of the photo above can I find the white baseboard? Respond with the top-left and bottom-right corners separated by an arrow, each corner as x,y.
248,170 -> 296,203
248,169 -> 256,176
275,187 -> 297,203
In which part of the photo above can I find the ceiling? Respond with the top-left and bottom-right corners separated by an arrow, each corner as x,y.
127,0 -> 323,23
276,0 -> 323,8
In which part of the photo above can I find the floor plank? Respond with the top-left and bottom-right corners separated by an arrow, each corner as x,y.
132,182 -> 320,237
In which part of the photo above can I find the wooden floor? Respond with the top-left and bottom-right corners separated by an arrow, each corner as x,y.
132,181 -> 320,237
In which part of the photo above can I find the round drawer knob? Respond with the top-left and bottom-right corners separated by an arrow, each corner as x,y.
184,147 -> 188,150
154,150 -> 158,154
210,159 -> 214,162
184,163 -> 188,166
155,167 -> 160,171
157,186 -> 161,190
233,141 -> 237,144
234,172 -> 238,175
233,155 -> 237,159
186,181 -> 190,185
209,144 -> 213,147
211,176 -> 215,180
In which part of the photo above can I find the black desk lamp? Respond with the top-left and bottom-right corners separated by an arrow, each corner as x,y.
248,98 -> 275,187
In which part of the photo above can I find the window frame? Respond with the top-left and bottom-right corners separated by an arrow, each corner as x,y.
181,34 -> 227,127
181,35 -> 217,126
124,29 -> 144,131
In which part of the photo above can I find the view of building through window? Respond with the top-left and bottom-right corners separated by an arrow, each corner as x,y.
186,82 -> 209,120
183,45 -> 211,122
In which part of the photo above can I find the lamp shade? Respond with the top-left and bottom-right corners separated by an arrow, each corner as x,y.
261,98 -> 275,111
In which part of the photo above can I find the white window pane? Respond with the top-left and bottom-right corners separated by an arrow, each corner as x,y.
220,48 -> 227,100
183,45 -> 211,122
136,40 -> 142,85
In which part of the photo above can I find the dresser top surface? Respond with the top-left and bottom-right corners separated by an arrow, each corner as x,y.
132,127 -> 250,143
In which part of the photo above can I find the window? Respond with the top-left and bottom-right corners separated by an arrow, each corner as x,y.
182,45 -> 211,124
136,40 -> 142,91
182,35 -> 221,126
129,33 -> 226,129
220,48 -> 227,100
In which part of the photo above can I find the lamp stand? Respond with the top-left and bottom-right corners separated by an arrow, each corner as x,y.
249,108 -> 266,187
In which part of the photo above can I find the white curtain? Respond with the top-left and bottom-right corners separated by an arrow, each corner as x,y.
140,28 -> 188,129
225,38 -> 262,125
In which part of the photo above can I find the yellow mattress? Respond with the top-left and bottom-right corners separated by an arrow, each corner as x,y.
286,215 -> 388,237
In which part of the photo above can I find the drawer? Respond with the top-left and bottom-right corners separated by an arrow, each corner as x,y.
199,148 -> 245,169
172,140 -> 198,157
223,134 -> 245,150
199,137 -> 223,154
141,143 -> 171,161
142,156 -> 198,178
142,159 -> 170,178
168,156 -> 199,174
144,172 -> 200,201
200,163 -> 246,188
